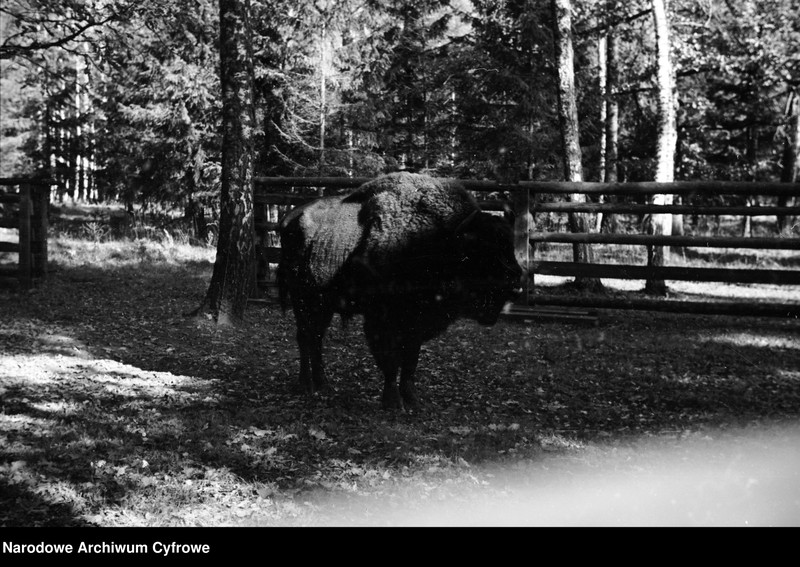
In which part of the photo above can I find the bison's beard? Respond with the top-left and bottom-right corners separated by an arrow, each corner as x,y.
476,311 -> 502,326
469,293 -> 514,326
467,282 -> 523,326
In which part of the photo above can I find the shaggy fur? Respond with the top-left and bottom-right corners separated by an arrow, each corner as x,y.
278,172 -> 522,409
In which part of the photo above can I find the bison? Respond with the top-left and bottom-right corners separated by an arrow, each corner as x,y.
278,172 -> 523,409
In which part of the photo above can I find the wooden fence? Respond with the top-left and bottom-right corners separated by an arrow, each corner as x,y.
0,178 -> 51,289
252,177 -> 800,318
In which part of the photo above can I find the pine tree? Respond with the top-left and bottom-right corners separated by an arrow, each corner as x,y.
193,0 -> 257,324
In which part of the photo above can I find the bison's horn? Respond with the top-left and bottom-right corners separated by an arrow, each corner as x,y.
455,210 -> 479,234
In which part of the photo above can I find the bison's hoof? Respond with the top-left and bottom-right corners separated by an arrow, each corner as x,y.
314,382 -> 336,396
400,385 -> 421,412
292,380 -> 315,396
381,394 -> 403,410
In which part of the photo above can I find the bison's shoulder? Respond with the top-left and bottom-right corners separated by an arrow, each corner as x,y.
280,195 -> 366,289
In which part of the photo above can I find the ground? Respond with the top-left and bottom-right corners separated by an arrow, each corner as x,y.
1,234 -> 799,526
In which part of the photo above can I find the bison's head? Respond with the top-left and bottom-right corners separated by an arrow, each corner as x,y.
453,211 -> 524,325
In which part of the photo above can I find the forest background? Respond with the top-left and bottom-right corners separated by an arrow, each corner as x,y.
1,0 -> 798,222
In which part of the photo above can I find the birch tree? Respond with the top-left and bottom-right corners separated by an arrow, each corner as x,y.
644,0 -> 676,295
552,0 -> 603,292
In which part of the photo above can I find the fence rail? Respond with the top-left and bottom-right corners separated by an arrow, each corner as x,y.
254,177 -> 800,196
534,202 -> 800,216
528,232 -> 800,250
0,178 -> 51,289
251,177 -> 800,318
532,261 -> 800,285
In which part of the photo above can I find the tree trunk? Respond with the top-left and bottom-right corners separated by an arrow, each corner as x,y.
778,90 -> 799,234
194,0 -> 257,325
604,31 -> 619,185
741,196 -> 753,237
75,53 -> 85,202
598,33 -> 607,177
595,32 -> 606,232
551,0 -> 603,292
645,0 -> 676,296
601,28 -> 621,234
319,21 -> 327,172
184,167 -> 208,243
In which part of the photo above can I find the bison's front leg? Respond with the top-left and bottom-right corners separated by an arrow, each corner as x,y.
398,341 -> 422,410
364,315 -> 403,409
374,351 -> 403,410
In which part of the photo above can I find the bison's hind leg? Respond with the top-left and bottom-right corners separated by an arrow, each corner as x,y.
293,299 -> 334,396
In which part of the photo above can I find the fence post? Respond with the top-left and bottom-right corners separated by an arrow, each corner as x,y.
32,183 -> 49,278
18,184 -> 32,289
512,186 -> 533,299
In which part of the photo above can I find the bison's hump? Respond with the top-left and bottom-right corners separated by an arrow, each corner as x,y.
353,172 -> 478,240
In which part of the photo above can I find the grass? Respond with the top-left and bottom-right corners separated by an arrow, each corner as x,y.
47,234 -> 215,268
1,208 -> 800,527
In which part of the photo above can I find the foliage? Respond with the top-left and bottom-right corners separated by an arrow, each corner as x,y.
92,0 -> 221,211
451,0 -> 562,179
0,55 -> 34,175
1,0 -> 798,219
0,0 -> 126,60
672,0 -> 800,182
